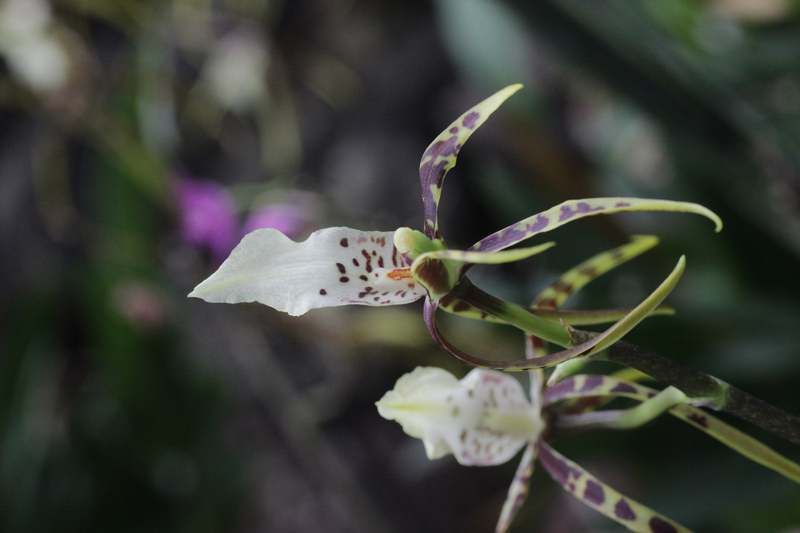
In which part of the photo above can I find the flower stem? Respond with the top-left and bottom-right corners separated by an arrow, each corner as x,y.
592,338 -> 800,446
449,279 -> 573,346
452,281 -> 800,446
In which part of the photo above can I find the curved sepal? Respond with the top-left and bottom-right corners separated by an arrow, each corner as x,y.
470,199 -> 722,254
534,235 -> 659,309
376,367 -> 541,466
420,84 -> 522,239
544,375 -> 800,485
538,441 -> 693,533
189,227 -> 424,316
430,257 -> 685,370
495,442 -> 537,533
415,241 -> 555,266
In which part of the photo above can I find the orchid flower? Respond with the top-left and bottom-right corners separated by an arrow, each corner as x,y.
378,364 -> 800,533
189,84 -> 721,371
378,241 -> 800,533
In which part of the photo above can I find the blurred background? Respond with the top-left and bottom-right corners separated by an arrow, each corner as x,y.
2,0 -> 800,531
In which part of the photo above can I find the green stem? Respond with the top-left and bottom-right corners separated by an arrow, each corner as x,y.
452,281 -> 800,447
449,279 -> 573,346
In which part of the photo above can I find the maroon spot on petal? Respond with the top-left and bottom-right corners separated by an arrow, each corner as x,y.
579,375 -> 604,393
568,483 -> 575,492
649,517 -> 678,533
378,256 -> 384,268
336,263 -> 346,274
449,126 -> 459,134
391,246 -> 398,267
414,259 -> 451,296
614,499 -> 636,520
362,250 -> 373,272
340,238 -> 349,247
583,480 -> 605,506
462,111 -> 480,129
537,297 -> 558,309
615,201 -> 631,207
687,413 -> 708,428
440,294 -> 455,307
376,236 -> 386,246
373,296 -> 380,301
352,258 -> 359,267
359,275 -> 368,281
610,382 -> 638,395
340,277 -> 349,283
319,289 -> 327,295
552,280 -> 574,294
648,391 -> 657,398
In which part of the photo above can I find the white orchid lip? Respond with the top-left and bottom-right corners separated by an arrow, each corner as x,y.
377,367 -> 542,466
189,227 -> 425,316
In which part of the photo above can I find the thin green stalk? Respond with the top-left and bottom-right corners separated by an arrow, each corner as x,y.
452,282 -> 800,446
449,279 -> 573,346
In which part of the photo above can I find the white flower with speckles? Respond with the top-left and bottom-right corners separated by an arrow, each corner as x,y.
189,227 -> 425,316
376,366 -> 542,466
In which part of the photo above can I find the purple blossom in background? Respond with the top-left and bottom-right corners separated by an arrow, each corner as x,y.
242,203 -> 309,239
175,177 -> 237,261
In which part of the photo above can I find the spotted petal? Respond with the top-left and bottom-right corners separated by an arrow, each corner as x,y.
189,227 -> 425,316
538,441 -> 693,533
420,84 -> 522,239
376,367 -> 541,466
469,198 -> 722,254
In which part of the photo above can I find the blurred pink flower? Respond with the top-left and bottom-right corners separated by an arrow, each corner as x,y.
174,177 -> 237,261
242,203 -> 309,239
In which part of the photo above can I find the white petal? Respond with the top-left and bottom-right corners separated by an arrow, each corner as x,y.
377,367 -> 542,466
189,227 -> 425,316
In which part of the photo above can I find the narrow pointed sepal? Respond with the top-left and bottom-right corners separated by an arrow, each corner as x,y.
495,442 -> 537,533
376,367 -> 541,466
189,227 -> 425,316
538,441 -> 694,533
543,375 -> 800,485
430,258 -> 685,371
420,84 -> 523,238
415,241 -> 555,265
534,235 -> 660,309
470,199 -> 722,254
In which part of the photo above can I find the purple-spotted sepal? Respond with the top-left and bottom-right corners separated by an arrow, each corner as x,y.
419,84 -> 523,239
538,441 -> 692,533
